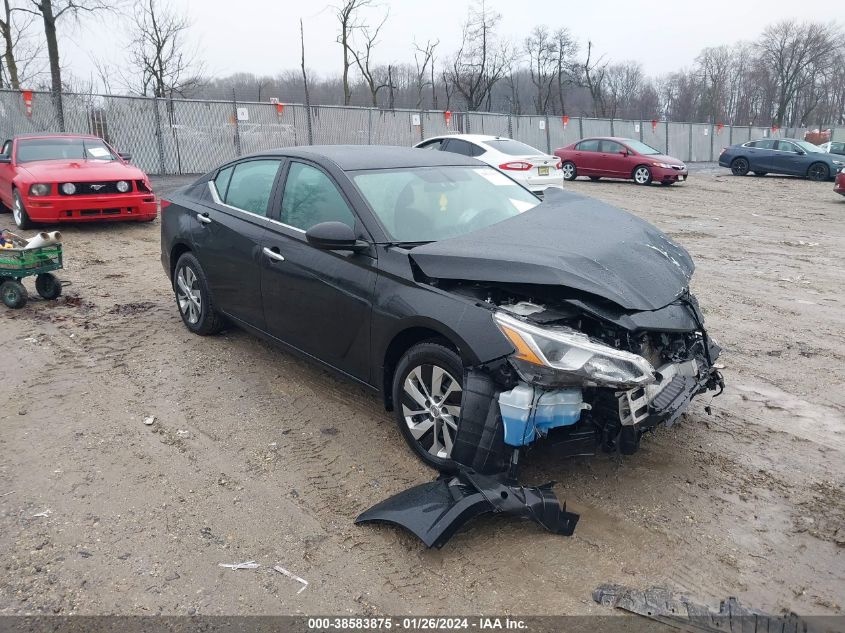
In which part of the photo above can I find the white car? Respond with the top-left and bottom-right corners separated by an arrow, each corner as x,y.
819,141 -> 845,157
414,134 -> 563,195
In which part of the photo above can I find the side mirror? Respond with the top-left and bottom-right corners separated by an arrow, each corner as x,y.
619,150 -> 628,156
0,155 -> 11,163
118,152 -> 132,162
305,221 -> 367,252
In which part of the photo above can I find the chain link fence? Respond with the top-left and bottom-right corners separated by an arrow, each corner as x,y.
1,89 -> 842,175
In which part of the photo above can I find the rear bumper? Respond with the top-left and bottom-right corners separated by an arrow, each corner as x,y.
23,192 -> 158,222
835,176 -> 845,196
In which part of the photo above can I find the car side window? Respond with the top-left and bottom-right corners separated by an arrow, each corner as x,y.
833,143 -> 845,153
280,162 -> 356,232
576,139 -> 600,152
467,143 -> 485,157
214,166 -> 234,199
418,139 -> 443,151
442,139 -> 474,157
777,141 -> 798,152
600,140 -> 623,153
1,140 -> 11,157
223,160 -> 281,216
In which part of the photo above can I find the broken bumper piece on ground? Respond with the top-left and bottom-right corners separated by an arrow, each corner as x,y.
355,469 -> 578,548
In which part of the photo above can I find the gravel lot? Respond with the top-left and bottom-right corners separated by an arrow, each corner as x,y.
1,166 -> 843,616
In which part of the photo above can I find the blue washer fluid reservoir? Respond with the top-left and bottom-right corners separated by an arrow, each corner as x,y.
498,384 -> 587,447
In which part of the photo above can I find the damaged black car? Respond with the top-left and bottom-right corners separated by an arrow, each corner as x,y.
161,146 -> 723,544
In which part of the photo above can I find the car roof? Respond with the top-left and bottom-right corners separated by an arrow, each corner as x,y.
248,144 -> 483,170
745,138 -> 802,143
424,133 -> 510,143
577,137 -> 640,143
13,132 -> 101,141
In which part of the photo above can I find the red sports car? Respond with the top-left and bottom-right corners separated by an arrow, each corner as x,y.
555,137 -> 688,186
0,133 -> 157,229
835,168 -> 845,197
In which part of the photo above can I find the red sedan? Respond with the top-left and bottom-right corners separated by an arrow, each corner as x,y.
555,137 -> 688,186
836,168 -> 845,197
0,133 -> 157,229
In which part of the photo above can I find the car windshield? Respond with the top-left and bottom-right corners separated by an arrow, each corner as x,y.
351,166 -> 539,243
482,139 -> 543,156
16,137 -> 117,163
794,140 -> 823,153
621,139 -> 661,155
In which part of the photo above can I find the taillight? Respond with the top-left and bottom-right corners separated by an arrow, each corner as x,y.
554,158 -> 562,169
160,199 -> 172,210
499,161 -> 532,171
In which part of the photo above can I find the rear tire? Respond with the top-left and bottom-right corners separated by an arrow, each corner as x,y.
807,163 -> 829,182
12,189 -> 34,230
392,342 -> 464,472
561,161 -> 577,181
173,252 -> 224,335
633,165 -> 653,185
1,279 -> 27,309
35,273 -> 62,300
730,157 -> 750,176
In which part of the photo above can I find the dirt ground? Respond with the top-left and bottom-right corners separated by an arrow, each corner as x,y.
1,166 -> 843,617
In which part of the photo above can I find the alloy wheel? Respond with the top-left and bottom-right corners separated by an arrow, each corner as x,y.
562,163 -> 575,180
176,265 -> 202,325
634,167 -> 650,184
12,194 -> 22,226
731,158 -> 749,176
808,164 -> 828,181
401,364 -> 462,459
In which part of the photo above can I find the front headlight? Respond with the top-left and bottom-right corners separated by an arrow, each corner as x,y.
652,162 -> 673,169
29,183 -> 51,196
494,311 -> 656,389
116,180 -> 130,193
832,160 -> 844,167
61,182 -> 76,195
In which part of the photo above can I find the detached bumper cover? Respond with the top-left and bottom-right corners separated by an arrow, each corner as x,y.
356,469 -> 578,548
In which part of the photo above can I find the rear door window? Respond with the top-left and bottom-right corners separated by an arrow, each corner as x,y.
279,162 -> 357,231
576,139 -> 600,152
418,139 -> 444,151
223,159 -> 281,216
442,139 -> 481,157
600,140 -> 624,153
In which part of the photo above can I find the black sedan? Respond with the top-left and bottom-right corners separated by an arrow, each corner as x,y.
160,146 -> 723,473
718,138 -> 844,180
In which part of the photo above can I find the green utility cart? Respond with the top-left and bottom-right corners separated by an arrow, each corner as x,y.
0,243 -> 63,309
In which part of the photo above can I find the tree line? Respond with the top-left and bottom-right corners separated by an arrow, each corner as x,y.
1,0 -> 843,127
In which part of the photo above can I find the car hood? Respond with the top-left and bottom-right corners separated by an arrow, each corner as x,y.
19,160 -> 145,181
647,153 -> 684,166
409,188 -> 694,311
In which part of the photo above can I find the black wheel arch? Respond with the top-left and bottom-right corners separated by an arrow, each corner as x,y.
169,242 -> 193,282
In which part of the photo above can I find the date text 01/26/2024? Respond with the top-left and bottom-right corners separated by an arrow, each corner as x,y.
307,617 -> 528,630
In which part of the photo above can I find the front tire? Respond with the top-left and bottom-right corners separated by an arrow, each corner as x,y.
731,157 -> 750,176
12,189 -> 34,230
633,165 -> 653,185
807,163 -> 829,182
1,279 -> 28,309
392,342 -> 463,472
561,161 -> 577,181
35,273 -> 62,300
173,253 -> 224,335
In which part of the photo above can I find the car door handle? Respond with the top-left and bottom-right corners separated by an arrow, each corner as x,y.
263,247 -> 285,262
197,213 -> 211,224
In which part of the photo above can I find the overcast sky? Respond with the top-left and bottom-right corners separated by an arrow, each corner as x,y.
62,0 -> 820,89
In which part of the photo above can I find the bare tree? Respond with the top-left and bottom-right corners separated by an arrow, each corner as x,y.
127,0 -> 201,98
335,0 -> 370,106
0,0 -> 42,89
349,7 -> 389,107
604,61 -> 644,119
553,28 -> 578,114
448,0 -> 508,111
523,26 -> 557,114
581,41 -> 609,116
413,38 -> 437,109
757,20 -> 839,126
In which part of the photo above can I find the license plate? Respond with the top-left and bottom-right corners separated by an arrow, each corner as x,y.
538,166 -> 550,176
